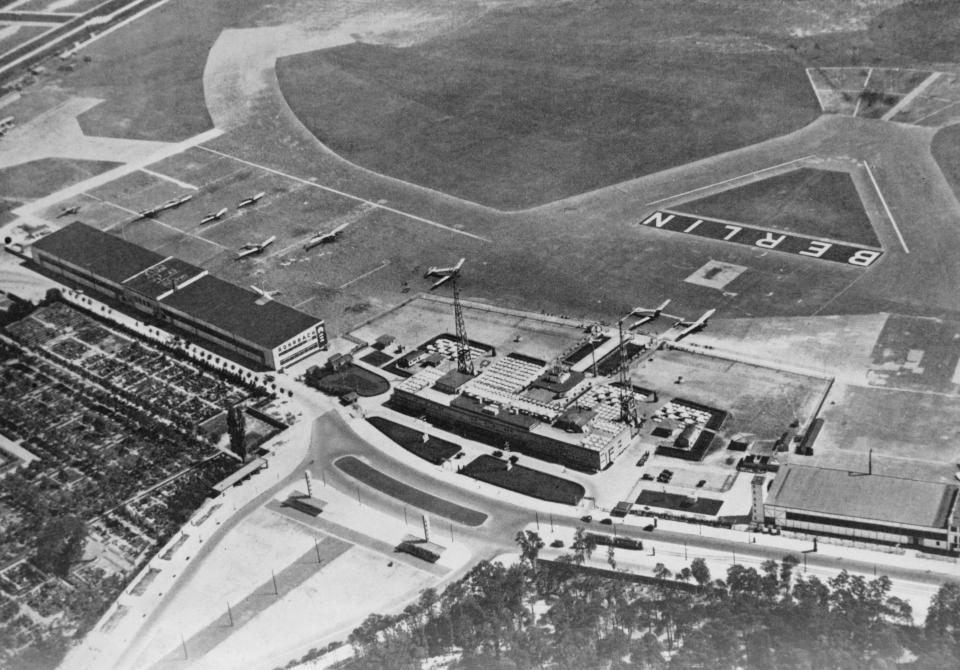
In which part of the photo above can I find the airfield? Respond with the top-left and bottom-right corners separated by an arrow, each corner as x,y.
5,0 -> 960,666
1,1 -> 960,456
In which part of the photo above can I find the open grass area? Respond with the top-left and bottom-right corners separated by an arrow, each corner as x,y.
367,416 -> 460,465
933,125 -> 960,205
460,455 -> 584,505
312,363 -> 389,398
335,455 -> 487,526
678,168 -> 879,247
0,158 -> 121,200
277,0 -> 819,209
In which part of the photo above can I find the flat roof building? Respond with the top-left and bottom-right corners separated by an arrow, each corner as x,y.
765,463 -> 960,554
393,353 -> 634,471
31,222 -> 326,370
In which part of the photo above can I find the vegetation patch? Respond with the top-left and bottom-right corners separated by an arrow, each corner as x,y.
678,168 -> 879,248
367,416 -> 460,465
460,455 -> 585,505
335,456 -> 487,526
308,363 -> 389,398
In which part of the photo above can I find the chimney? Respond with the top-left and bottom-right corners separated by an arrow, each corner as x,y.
422,514 -> 432,543
304,471 -> 313,498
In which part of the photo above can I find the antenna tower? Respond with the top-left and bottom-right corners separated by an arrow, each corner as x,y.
618,317 -> 639,433
452,271 -> 474,376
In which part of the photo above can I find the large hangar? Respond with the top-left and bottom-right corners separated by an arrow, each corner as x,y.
764,462 -> 960,555
30,222 -> 326,370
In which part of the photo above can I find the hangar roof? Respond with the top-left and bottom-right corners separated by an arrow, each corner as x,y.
767,464 -> 958,530
161,275 -> 322,349
32,222 -> 164,284
123,257 -> 204,298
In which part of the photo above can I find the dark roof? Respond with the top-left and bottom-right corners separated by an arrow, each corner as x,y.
161,275 -> 322,349
767,465 -> 958,529
434,369 -> 473,392
33,222 -> 164,284
123,257 -> 204,299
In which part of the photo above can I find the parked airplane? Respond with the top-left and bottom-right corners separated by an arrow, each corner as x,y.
236,235 -> 277,259
304,220 -> 351,250
627,299 -> 671,329
674,308 -> 716,339
161,194 -> 193,211
250,284 -> 281,299
424,257 -> 465,290
200,208 -> 228,224
237,192 -> 265,208
57,205 -> 80,217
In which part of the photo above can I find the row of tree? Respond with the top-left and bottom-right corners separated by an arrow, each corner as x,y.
339,529 -> 960,669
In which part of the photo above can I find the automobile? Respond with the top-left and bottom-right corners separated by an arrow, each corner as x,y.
599,518 -> 613,525
641,473 -> 654,480
493,450 -> 503,458
550,539 -> 564,548
696,479 -> 706,488
509,455 -> 519,464
643,524 -> 655,532
580,515 -> 593,523
455,452 -> 465,459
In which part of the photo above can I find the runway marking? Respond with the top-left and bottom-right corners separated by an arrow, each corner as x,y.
882,72 -> 942,121
804,69 -> 827,112
643,155 -> 815,207
339,261 -> 390,289
198,147 -> 491,243
141,168 -> 198,191
863,162 -> 909,254
294,295 -> 317,308
913,100 -> 960,125
852,68 -> 872,118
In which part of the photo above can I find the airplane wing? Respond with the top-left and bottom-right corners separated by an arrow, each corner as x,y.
430,274 -> 454,290
236,247 -> 259,259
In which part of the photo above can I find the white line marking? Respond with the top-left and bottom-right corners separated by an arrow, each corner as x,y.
294,295 -> 317,308
339,261 -> 390,289
913,100 -> 960,125
198,147 -> 490,243
141,168 -> 198,191
805,69 -> 827,112
852,68 -> 872,118
863,161 -> 909,254
94,195 -> 228,251
644,155 -> 815,207
882,72 -> 942,121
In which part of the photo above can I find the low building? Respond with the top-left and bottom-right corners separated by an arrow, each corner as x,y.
393,356 -> 634,471
764,464 -> 960,554
30,222 -> 326,370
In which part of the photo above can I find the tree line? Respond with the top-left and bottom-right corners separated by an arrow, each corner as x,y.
337,529 -> 960,669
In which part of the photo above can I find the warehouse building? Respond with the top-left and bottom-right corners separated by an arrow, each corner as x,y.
764,463 -> 960,555
31,222 -> 326,370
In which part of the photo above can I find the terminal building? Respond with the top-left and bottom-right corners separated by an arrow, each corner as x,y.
392,352 -> 635,471
764,463 -> 960,555
30,222 -> 326,370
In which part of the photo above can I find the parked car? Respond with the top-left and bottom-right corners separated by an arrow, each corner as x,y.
600,518 -> 613,525
580,515 -> 593,523
551,539 -> 564,548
